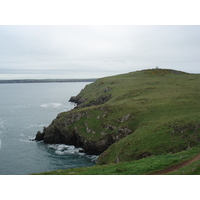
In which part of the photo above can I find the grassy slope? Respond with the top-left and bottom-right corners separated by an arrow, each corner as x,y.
34,69 -> 200,175
34,144 -> 200,175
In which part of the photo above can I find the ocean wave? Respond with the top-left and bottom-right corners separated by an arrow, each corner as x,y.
27,124 -> 49,128
40,103 -> 62,108
0,140 -> 1,148
86,155 -> 99,162
47,144 -> 85,156
47,144 -> 99,162
19,139 -> 34,143
19,136 -> 35,143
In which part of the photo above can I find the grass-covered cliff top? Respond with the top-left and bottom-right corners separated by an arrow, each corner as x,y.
34,68 -> 200,175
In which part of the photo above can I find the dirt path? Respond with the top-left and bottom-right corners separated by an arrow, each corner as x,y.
149,154 -> 200,175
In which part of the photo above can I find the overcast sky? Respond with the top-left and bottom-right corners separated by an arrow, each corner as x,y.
0,25 -> 200,79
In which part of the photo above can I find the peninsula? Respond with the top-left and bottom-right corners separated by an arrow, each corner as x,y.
34,69 -> 200,175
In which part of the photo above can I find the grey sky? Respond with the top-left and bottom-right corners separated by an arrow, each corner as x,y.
0,25 -> 200,79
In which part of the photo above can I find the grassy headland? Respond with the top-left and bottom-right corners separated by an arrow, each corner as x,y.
34,68 -> 200,175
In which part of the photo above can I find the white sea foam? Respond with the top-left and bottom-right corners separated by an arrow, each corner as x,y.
48,144 -> 58,150
47,144 -> 98,162
18,136 -> 35,143
38,124 -> 49,127
19,139 -> 33,143
47,144 -> 85,156
40,103 -> 62,108
86,155 -> 99,162
28,124 -> 49,128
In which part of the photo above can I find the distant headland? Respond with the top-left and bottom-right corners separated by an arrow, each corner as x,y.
0,79 -> 96,84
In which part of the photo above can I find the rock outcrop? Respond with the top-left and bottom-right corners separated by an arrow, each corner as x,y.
69,85 -> 112,108
35,110 -> 133,155
35,131 -> 45,141
69,95 -> 87,106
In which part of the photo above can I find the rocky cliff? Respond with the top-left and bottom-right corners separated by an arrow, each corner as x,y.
36,108 -> 133,155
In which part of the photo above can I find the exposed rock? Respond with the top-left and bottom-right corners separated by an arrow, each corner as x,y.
170,123 -> 200,136
85,122 -> 96,134
104,124 -> 116,130
69,94 -> 112,108
118,114 -> 132,123
113,127 -> 133,141
69,95 -> 87,106
41,127 -> 116,155
35,110 -> 133,155
115,156 -> 120,163
69,96 -> 77,102
136,151 -> 152,159
170,123 -> 200,143
103,87 -> 111,93
35,131 -> 45,141
79,149 -> 85,153
101,132 -> 107,136
35,80 -> 132,157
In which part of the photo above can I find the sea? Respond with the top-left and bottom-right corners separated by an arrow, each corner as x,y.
0,82 -> 98,175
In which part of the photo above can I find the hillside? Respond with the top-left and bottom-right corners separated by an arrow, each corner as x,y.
35,68 -> 200,175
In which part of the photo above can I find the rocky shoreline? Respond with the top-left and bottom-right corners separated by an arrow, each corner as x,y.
35,108 -> 132,155
35,82 -> 128,155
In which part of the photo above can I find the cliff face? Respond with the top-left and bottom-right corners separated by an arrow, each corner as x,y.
35,69 -> 200,164
36,109 -> 133,155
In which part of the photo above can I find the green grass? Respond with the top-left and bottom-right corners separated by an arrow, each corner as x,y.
33,144 -> 200,175
93,70 -> 200,164
34,68 -> 200,175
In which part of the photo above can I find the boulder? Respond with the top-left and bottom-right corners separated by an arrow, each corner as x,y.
69,95 -> 87,105
35,131 -> 45,141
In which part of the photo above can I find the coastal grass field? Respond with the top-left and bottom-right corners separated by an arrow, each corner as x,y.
33,69 -> 200,175
34,144 -> 200,175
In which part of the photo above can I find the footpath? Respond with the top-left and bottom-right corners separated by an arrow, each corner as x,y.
149,154 -> 200,175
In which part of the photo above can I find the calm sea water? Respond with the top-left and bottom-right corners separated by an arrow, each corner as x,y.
0,82 -> 97,175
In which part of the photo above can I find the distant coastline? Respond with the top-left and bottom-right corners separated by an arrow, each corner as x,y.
0,79 -> 96,84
